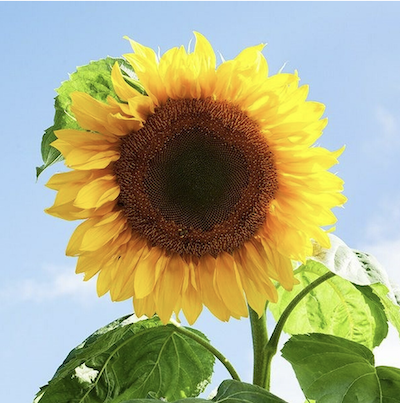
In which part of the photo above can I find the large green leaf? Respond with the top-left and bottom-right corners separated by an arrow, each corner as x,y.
269,260 -> 388,348
282,333 -> 400,403
34,315 -> 214,403
210,380 -> 288,402
376,367 -> 400,402
120,400 -> 208,403
121,380 -> 288,403
37,57 -> 144,178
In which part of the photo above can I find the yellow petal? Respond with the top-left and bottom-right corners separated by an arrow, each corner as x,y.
71,92 -> 141,136
154,254 -> 185,323
215,44 -> 267,103
124,37 -> 167,105
182,282 -> 203,325
81,211 -> 127,252
192,32 -> 217,98
52,132 -> 120,170
233,43 -> 268,77
134,294 -> 156,318
127,95 -> 155,122
214,252 -> 248,317
66,211 -> 126,255
66,218 -> 99,256
197,254 -> 231,321
111,239 -> 150,301
241,276 -> 268,317
108,244 -> 135,301
133,247 -> 164,299
54,128 -> 119,145
74,175 -> 120,209
111,62 -> 142,101
97,263 -> 112,297
46,169 -> 92,190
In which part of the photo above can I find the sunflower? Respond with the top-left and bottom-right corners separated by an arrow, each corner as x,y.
46,33 -> 346,324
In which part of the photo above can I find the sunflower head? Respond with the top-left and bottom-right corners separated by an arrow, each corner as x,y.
45,33 -> 346,324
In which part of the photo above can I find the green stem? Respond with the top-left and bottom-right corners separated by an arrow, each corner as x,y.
169,319 -> 241,382
263,271 -> 336,387
249,306 -> 269,388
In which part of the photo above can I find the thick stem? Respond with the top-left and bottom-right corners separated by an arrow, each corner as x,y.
169,319 -> 241,382
249,306 -> 269,388
263,271 -> 336,386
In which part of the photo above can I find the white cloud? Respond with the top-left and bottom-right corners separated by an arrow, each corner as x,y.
0,265 -> 98,304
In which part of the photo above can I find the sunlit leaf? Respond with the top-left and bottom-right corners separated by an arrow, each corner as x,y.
34,315 -> 214,403
312,234 -> 395,291
269,260 -> 388,348
370,283 -> 400,337
121,400 -> 207,403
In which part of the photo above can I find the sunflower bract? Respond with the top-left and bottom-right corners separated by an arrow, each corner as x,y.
46,33 -> 346,324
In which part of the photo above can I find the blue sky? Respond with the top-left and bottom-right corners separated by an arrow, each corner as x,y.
1,2 -> 400,402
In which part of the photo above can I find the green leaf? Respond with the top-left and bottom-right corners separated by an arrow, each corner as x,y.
282,333 -> 400,403
370,283 -> 400,337
377,367 -> 400,402
121,380 -> 289,403
269,260 -> 388,348
36,57 -> 144,178
120,400 -> 208,403
34,315 -> 214,403
352,284 -> 389,346
211,380 -> 289,402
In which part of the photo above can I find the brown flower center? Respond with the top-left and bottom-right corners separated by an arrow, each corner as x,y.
114,98 -> 278,258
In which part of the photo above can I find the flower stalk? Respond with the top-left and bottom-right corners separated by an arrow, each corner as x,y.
249,306 -> 269,388
250,270 -> 336,390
